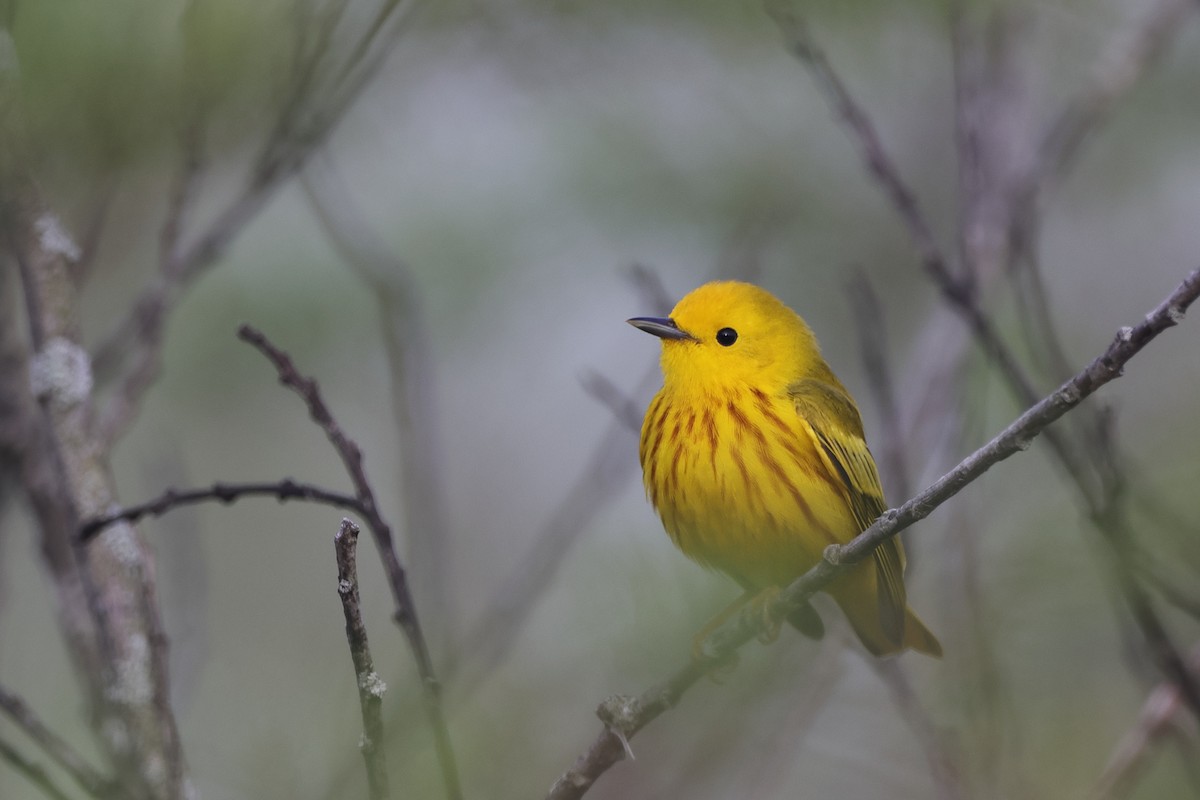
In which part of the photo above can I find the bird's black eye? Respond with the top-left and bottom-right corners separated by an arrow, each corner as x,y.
716,327 -> 738,347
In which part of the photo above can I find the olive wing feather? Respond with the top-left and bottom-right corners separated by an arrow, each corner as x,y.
789,379 -> 907,645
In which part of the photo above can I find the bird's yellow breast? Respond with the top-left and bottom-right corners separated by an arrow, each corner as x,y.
639,382 -> 858,589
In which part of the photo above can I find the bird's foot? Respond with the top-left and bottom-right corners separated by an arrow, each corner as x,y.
749,586 -> 783,645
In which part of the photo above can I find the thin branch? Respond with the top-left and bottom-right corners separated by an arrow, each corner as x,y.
1134,551 -> 1200,622
0,682 -> 113,797
92,0 -> 422,438
236,324 -> 462,800
1026,0 -> 1194,197
1090,644 -> 1200,800
742,639 -> 845,800
302,151 -> 454,646
0,737 -> 76,800
92,121 -> 208,447
545,267 -> 1200,800
579,371 -> 644,435
448,364 -> 655,701
441,264 -> 674,697
775,2 -> 1200,723
627,263 -> 674,317
847,273 -> 910,502
765,3 -> 954,292
334,518 -> 390,800
78,479 -> 366,542
950,6 -> 1030,286
869,659 -> 965,800
1005,0 -> 1194,424
768,2 -> 1092,487
334,0 -> 409,91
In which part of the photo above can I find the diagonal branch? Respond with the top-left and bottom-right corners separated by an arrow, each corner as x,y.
768,2 -> 1095,487
236,324 -> 462,800
92,0 -> 422,447
772,1 -> 1200,724
0,683 -> 113,798
442,264 -> 674,698
1025,0 -> 1195,201
302,152 -> 454,646
868,658 -> 965,800
1090,643 -> 1200,800
0,738 -> 75,800
546,267 -> 1200,800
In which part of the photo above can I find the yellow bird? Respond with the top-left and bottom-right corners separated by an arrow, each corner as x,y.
629,281 -> 941,658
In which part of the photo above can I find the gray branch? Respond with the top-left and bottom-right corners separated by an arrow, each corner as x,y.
546,267 -> 1200,800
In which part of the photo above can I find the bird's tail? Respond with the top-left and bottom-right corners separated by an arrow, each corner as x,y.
830,565 -> 942,658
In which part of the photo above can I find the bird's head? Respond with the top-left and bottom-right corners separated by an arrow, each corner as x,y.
628,281 -> 822,393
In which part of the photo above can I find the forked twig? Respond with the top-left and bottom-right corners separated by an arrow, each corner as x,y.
237,324 -> 462,800
772,3 -> 1200,722
0,683 -> 112,798
0,738 -> 74,800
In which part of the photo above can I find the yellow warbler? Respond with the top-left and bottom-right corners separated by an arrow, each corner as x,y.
629,281 -> 941,657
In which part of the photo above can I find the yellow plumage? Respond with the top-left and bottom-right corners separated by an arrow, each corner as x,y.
630,280 -> 940,657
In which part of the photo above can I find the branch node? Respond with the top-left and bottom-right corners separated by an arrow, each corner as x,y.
822,543 -> 844,565
358,671 -> 388,699
596,694 -> 640,736
35,212 -> 82,263
29,338 -> 93,409
1117,325 -> 1135,342
596,696 -> 640,762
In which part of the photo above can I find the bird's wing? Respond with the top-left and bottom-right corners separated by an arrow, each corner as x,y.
789,378 -> 906,644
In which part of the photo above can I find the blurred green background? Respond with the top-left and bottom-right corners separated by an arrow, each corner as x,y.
2,0 -> 1199,798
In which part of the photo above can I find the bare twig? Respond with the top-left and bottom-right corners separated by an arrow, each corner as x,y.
334,518 -> 390,800
92,119 -> 208,448
449,364 -> 656,701
579,371 -> 644,435
237,324 -> 462,800
627,263 -> 674,317
302,152 -> 454,645
1025,0 -> 1194,199
775,2 -> 1200,722
443,264 -> 675,697
765,3 -> 953,292
0,737 -> 76,800
1090,644 -> 1200,800
951,7 -> 1030,285
1134,554 -> 1200,622
334,0 -> 409,91
768,1 -> 1089,484
92,0 -> 422,442
546,268 -> 1200,799
742,640 -> 844,800
847,273 -> 910,503
78,479 -> 366,542
0,683 -> 113,797
1007,0 -> 1195,395
869,659 -> 965,800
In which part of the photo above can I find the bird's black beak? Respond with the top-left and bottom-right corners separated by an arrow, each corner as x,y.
627,316 -> 695,341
